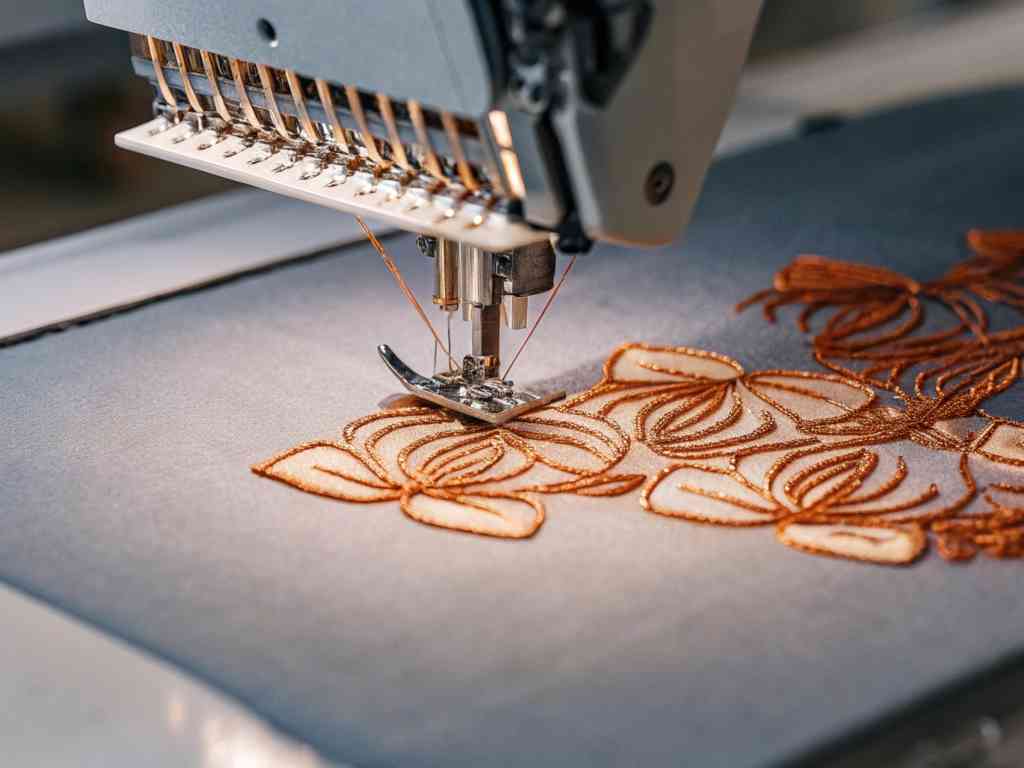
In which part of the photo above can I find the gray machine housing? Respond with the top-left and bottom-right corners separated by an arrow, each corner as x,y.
85,0 -> 763,249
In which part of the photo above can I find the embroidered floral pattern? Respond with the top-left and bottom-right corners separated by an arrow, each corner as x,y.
585,344 -> 1023,564
254,406 -> 641,539
255,230 -> 1024,565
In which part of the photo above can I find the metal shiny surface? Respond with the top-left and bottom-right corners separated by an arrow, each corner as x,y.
378,345 -> 564,425
502,294 -> 529,329
432,238 -> 459,311
468,303 -> 501,377
497,241 -> 556,297
458,245 -> 493,307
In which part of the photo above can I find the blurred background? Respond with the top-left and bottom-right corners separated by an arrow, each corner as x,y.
0,0 -> 1022,253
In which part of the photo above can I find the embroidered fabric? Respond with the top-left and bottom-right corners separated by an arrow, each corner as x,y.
256,230 -> 1024,566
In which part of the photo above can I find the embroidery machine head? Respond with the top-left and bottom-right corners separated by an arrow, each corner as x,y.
83,0 -> 763,423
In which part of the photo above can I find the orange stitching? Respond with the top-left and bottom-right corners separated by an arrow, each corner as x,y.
254,404 -> 636,539
255,230 -> 1024,564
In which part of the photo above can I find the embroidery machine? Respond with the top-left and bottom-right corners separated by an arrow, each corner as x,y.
82,0 -> 763,422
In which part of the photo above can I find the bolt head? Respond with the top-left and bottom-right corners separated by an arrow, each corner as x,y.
645,162 -> 675,206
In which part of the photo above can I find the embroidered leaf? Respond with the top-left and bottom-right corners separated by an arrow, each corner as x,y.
603,344 -> 743,385
401,489 -> 544,538
253,238 -> 1024,566
744,371 -> 875,427
974,421 -> 1024,466
404,431 -> 534,488
781,449 -> 876,510
253,442 -> 401,502
395,408 -> 630,491
538,473 -> 646,497
776,520 -> 926,564
642,464 -> 785,526
915,416 -> 986,451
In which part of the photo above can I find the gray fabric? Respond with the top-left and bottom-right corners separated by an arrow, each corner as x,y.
0,190 -> 372,345
4,88 -> 1024,768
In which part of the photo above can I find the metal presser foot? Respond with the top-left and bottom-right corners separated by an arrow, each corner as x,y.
378,236 -> 565,425
378,345 -> 564,424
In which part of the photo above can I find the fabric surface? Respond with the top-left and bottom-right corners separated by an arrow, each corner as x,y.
5,88 -> 1024,767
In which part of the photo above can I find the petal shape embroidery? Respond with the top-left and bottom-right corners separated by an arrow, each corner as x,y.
401,489 -> 544,539
603,343 -> 744,385
253,441 -> 401,502
777,520 -> 926,565
642,464 -> 785,526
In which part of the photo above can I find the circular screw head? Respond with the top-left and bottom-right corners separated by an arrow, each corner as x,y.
645,162 -> 675,206
257,18 -> 279,48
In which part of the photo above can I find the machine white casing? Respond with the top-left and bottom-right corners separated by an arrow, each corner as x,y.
85,0 -> 763,249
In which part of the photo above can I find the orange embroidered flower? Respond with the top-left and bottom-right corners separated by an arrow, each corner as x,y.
254,231 -> 1024,565
254,405 -> 641,539
602,345 -> 1024,564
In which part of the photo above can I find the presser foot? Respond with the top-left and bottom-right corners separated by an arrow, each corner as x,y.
378,345 -> 565,425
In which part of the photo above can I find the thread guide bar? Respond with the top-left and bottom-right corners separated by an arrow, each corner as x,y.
115,116 -> 546,251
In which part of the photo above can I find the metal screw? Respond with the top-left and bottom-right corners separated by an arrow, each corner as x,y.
645,162 -> 675,205
416,235 -> 437,259
257,18 -> 279,48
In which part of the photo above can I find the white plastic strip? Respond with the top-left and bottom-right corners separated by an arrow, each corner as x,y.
116,119 -> 549,251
